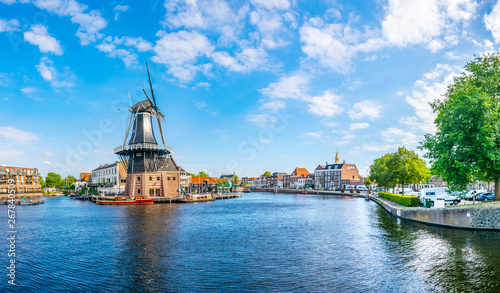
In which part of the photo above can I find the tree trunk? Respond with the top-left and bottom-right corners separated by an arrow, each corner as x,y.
402,181 -> 405,195
495,177 -> 500,201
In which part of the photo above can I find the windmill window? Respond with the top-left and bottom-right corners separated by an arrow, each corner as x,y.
149,177 -> 152,181
137,177 -> 141,181
137,189 -> 141,194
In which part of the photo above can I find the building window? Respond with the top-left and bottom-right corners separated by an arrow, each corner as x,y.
137,189 -> 141,194
137,177 -> 141,181
167,177 -> 170,181
149,177 -> 152,181
173,177 -> 176,181
157,177 -> 160,180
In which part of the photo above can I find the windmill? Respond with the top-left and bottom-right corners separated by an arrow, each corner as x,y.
114,63 -> 179,198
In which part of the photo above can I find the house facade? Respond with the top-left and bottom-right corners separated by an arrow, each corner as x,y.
0,166 -> 41,194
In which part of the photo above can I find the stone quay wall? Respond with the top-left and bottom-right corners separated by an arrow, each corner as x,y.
371,196 -> 500,231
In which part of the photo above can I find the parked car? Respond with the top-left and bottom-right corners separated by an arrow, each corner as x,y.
420,188 -> 461,206
465,190 -> 487,200
476,192 -> 495,201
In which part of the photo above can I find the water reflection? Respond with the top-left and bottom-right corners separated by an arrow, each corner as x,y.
374,206 -> 500,292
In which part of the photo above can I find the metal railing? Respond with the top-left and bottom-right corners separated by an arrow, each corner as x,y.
114,143 -> 173,154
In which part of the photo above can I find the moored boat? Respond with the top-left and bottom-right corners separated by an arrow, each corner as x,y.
176,193 -> 216,203
97,195 -> 154,205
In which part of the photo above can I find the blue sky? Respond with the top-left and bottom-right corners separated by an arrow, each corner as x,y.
0,0 -> 499,178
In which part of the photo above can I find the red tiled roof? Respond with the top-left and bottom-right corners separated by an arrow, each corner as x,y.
191,176 -> 218,184
292,167 -> 310,178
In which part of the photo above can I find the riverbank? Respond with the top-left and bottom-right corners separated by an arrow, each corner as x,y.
370,195 -> 500,231
250,187 -> 366,197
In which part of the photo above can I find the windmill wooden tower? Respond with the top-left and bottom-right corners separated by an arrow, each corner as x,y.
114,63 -> 181,198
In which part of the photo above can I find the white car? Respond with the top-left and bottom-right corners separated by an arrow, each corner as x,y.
420,187 -> 461,206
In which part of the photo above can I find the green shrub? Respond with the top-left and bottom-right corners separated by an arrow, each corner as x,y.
356,189 -> 360,193
341,188 -> 344,193
378,192 -> 420,207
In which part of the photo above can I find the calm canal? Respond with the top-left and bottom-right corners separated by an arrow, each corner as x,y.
1,192 -> 500,292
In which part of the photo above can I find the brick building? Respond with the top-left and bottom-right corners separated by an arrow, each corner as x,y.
0,166 -> 42,194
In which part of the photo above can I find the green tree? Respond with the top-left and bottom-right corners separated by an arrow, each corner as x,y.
389,147 -> 430,195
364,176 -> 372,187
197,171 -> 209,177
233,175 -> 240,185
370,154 -> 397,191
421,53 -> 500,200
262,171 -> 271,176
45,172 -> 62,188
189,173 -> 196,177
40,176 -> 45,189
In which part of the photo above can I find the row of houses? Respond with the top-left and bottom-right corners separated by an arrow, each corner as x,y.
75,161 -> 239,196
241,152 -> 365,190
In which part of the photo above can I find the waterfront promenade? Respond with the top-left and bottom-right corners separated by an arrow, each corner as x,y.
370,194 -> 500,230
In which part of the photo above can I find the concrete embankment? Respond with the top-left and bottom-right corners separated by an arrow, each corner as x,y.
250,188 -> 368,198
370,195 -> 500,231
251,187 -> 360,196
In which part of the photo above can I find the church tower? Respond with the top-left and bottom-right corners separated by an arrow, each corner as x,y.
335,151 -> 340,164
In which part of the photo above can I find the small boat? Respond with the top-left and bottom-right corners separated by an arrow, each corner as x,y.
176,193 -> 216,203
68,193 -> 76,198
97,195 -> 154,205
74,194 -> 87,201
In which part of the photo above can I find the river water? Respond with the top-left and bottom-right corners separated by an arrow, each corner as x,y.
1,192 -> 499,292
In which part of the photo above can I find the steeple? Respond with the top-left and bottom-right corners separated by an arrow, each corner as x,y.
335,150 -> 340,164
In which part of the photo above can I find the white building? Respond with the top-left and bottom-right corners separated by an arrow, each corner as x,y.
91,161 -> 127,194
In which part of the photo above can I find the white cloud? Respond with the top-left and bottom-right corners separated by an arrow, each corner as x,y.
350,122 -> 369,131
250,0 -> 290,10
306,91 -> 343,117
152,30 -> 214,82
348,100 -> 382,119
484,0 -> 500,43
303,131 -> 323,139
381,127 -> 418,147
300,18 -> 359,73
247,113 -> 277,127
43,160 -> 52,165
96,37 -> 137,67
260,100 -> 286,112
0,126 -> 38,144
164,0 -> 245,29
381,0 -> 478,50
24,24 -> 63,55
259,72 -> 310,99
212,47 -> 270,72
36,57 -> 57,81
114,4 -> 129,20
114,5 -> 129,12
31,0 -> 107,46
405,63 -> 458,132
0,18 -> 20,32
36,57 -> 74,87
382,0 -> 443,47
21,87 -> 37,94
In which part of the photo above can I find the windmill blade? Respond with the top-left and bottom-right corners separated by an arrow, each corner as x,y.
142,84 -> 154,106
128,91 -> 132,106
146,62 -> 157,106
156,112 -> 166,146
156,108 -> 165,120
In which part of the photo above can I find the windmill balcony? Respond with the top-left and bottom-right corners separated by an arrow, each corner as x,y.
114,143 -> 173,154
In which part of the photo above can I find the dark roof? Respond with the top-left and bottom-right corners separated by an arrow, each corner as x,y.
220,174 -> 235,179
316,163 -> 344,171
92,162 -> 118,171
157,156 -> 179,172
